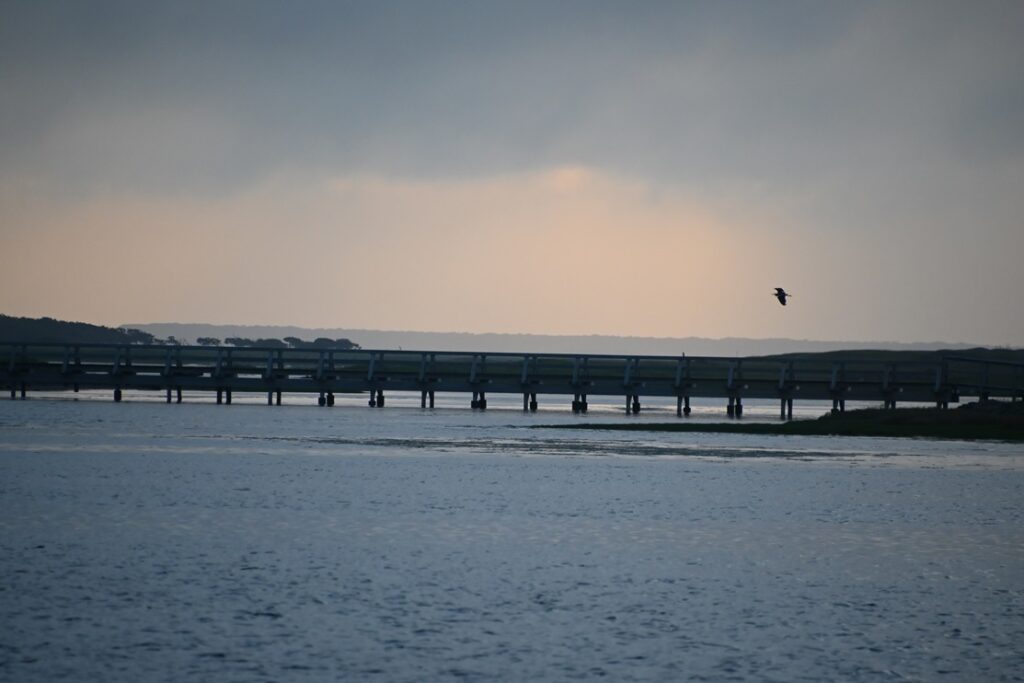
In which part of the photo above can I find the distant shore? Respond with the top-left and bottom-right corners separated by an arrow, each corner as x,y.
547,401 -> 1024,442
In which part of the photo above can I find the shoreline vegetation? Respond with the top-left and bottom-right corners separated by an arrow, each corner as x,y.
548,401 -> 1024,442
0,314 -> 359,350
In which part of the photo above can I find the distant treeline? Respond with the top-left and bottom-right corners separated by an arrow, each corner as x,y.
199,336 -> 360,350
0,314 -> 153,345
0,315 -> 359,349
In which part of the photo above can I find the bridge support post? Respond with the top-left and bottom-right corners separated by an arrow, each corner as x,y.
727,396 -> 735,418
787,398 -> 794,420
327,392 -> 334,406
735,397 -> 743,417
166,388 -> 172,404
318,392 -> 326,407
479,392 -> 486,410
421,390 -> 427,409
21,383 -> 26,400
832,398 -> 840,415
530,393 -> 538,412
267,391 -> 274,406
572,394 -> 581,413
225,389 -> 232,405
216,389 -> 223,405
684,396 -> 691,416
581,394 -> 588,413
676,396 -> 683,417
839,399 -> 845,413
73,383 -> 79,393
631,395 -> 640,414
9,387 -> 14,400
523,393 -> 530,411
780,399 -> 787,420
429,391 -> 435,409
114,388 -> 122,403
376,390 -> 384,407
369,391 -> 376,407
275,391 -> 281,406
471,391 -> 479,409
177,387 -> 182,404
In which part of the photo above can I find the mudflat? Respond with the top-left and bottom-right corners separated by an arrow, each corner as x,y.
552,401 -> 1024,441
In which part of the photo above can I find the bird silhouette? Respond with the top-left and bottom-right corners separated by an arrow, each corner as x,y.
774,287 -> 791,306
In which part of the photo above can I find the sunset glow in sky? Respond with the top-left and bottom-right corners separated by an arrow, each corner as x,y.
2,1 -> 1022,344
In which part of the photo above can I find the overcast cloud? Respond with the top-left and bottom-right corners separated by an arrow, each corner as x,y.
1,1 -> 1022,344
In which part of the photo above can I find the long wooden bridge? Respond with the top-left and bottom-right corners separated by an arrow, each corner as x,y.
3,342 -> 1022,419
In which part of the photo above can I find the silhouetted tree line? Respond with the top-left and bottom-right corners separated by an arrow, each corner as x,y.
0,315 -> 360,349
209,336 -> 360,350
0,314 -> 157,345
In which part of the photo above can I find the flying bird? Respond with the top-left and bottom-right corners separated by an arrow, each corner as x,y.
774,288 -> 791,306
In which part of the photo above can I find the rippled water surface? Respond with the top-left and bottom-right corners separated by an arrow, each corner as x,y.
2,395 -> 1023,681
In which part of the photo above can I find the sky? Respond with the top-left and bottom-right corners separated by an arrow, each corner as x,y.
1,1 -> 1022,345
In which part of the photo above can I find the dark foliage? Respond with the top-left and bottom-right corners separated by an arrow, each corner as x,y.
282,336 -> 360,350
121,328 -> 156,345
0,314 -> 151,345
3,315 -> 358,350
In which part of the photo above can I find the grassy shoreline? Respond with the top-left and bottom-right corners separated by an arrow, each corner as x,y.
543,402 -> 1024,442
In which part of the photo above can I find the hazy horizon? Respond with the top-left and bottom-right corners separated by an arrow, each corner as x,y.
124,320 -> 996,357
3,2 -> 1023,345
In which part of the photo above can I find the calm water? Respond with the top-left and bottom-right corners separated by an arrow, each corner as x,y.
2,394 -> 1023,681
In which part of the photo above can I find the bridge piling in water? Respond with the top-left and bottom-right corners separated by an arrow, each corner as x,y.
780,398 -> 795,420
676,395 -> 691,417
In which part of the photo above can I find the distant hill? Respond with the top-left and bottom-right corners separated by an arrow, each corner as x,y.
0,314 -> 151,345
123,322 -> 1002,357
0,315 -> 358,349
